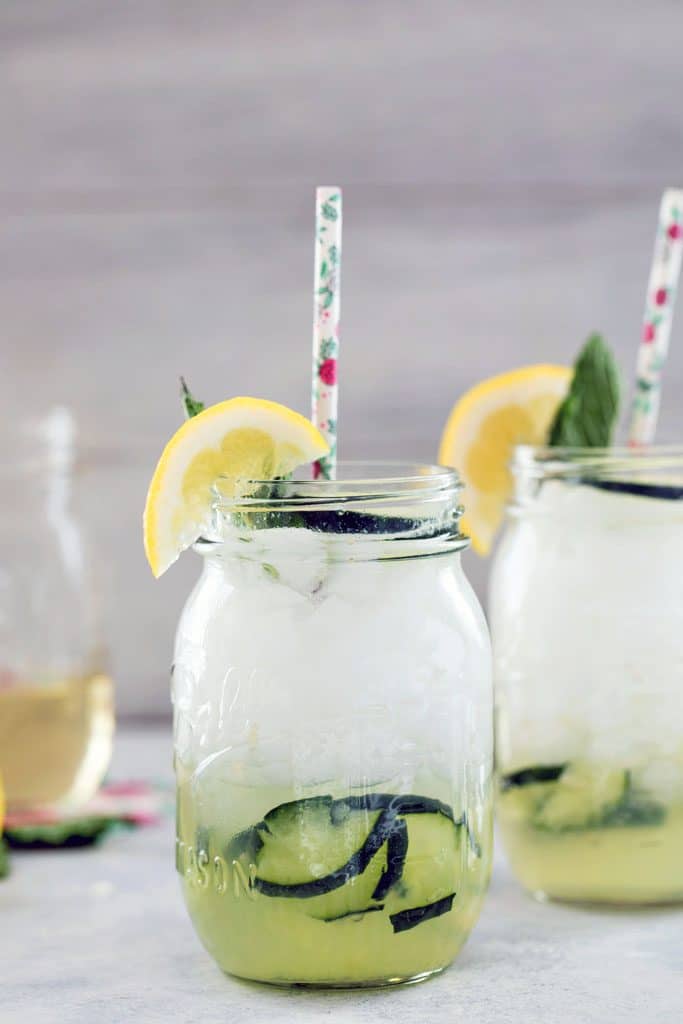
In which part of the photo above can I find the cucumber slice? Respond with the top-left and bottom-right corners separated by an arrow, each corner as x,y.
225,792 -> 469,931
255,809 -> 394,898
385,811 -> 460,913
254,798 -> 390,896
225,796 -> 390,920
314,811 -> 461,924
252,793 -> 459,897
533,763 -> 627,831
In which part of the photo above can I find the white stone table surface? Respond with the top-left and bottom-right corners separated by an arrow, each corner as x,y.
3,728 -> 681,1024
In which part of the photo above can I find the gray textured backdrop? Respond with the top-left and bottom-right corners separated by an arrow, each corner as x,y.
3,1 -> 683,716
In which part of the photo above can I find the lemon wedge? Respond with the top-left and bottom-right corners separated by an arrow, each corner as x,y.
438,366 -> 571,555
144,397 -> 329,577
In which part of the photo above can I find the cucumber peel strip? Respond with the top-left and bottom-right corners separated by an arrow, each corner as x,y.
390,893 -> 456,934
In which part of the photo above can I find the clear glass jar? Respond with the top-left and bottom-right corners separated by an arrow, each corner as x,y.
0,410 -> 114,811
173,463 -> 493,987
491,446 -> 683,904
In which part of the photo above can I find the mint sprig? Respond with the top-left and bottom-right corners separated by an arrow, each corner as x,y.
548,334 -> 620,447
180,376 -> 205,419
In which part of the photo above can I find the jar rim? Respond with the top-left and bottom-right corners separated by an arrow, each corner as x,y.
514,443 -> 683,474
203,462 -> 467,557
212,461 -> 461,511
511,444 -> 683,501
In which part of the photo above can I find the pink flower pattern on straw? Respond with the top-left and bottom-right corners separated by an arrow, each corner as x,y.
628,188 -> 683,445
311,186 -> 342,479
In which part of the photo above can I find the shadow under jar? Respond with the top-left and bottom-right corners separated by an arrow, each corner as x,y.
0,410 -> 114,811
173,463 -> 493,987
490,446 -> 683,905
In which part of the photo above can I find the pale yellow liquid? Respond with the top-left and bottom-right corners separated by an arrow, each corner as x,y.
498,802 -> 683,904
0,674 -> 114,810
177,774 -> 492,986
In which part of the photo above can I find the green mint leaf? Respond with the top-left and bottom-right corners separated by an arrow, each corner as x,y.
180,376 -> 205,419
547,334 -> 620,447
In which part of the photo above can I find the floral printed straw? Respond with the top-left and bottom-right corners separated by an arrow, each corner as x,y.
311,186 -> 342,478
628,188 -> 683,445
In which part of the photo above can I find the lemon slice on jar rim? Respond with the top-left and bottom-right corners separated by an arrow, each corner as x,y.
143,397 -> 329,577
438,365 -> 572,555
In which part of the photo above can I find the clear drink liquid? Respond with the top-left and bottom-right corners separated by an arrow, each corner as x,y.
0,673 -> 114,810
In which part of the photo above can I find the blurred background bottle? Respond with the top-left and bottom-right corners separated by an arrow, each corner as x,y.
0,409 -> 114,811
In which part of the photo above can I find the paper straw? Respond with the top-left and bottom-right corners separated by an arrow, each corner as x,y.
628,188 -> 683,445
311,186 -> 342,479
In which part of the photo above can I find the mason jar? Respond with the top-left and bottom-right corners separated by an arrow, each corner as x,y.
0,409 -> 114,810
490,446 -> 683,904
172,463 -> 493,987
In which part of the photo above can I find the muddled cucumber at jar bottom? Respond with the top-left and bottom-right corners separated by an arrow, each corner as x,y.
177,719 -> 493,983
497,761 -> 683,903
498,763 -> 667,832
186,793 -> 475,932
